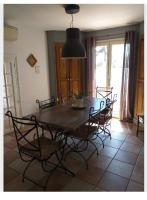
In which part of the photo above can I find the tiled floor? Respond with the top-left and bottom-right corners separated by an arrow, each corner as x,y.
4,118 -> 144,191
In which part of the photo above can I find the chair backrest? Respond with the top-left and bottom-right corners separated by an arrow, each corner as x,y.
89,107 -> 100,124
36,96 -> 56,110
85,107 -> 101,136
98,99 -> 117,125
96,86 -> 113,100
5,111 -> 41,160
72,107 -> 100,139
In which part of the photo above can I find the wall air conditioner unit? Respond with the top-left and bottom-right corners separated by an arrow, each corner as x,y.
4,25 -> 18,41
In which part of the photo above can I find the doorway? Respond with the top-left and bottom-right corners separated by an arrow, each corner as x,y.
96,38 -> 124,118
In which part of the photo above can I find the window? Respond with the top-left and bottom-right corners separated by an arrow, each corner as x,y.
96,39 -> 124,118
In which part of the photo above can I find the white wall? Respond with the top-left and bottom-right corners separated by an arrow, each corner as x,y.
4,27 -> 50,115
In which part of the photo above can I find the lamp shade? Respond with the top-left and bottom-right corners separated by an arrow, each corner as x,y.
62,28 -> 86,59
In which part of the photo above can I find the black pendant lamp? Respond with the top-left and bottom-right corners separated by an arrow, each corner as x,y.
62,4 -> 86,59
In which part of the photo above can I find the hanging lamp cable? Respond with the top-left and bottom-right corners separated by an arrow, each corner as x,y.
70,14 -> 74,28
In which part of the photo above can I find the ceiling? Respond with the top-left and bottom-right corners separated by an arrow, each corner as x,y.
4,4 -> 144,31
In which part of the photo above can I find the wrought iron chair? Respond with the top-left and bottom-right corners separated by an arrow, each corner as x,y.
5,111 -> 74,190
95,98 -> 117,148
136,114 -> 144,137
36,96 -> 56,110
88,95 -> 117,147
36,97 -> 58,136
64,107 -> 100,169
96,86 -> 113,100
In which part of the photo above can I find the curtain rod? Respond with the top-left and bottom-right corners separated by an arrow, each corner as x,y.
96,32 -> 125,37
85,24 -> 139,38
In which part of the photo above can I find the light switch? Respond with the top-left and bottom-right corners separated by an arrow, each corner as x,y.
35,65 -> 40,73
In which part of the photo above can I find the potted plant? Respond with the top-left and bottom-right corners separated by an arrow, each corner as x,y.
73,92 -> 84,107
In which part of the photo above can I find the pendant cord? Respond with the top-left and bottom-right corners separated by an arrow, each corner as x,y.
70,14 -> 74,28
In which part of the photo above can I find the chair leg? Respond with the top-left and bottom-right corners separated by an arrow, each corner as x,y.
88,140 -> 99,156
42,128 -> 45,137
22,158 -> 35,182
55,152 -> 75,176
41,161 -> 56,190
136,115 -> 139,137
104,127 -> 111,139
64,148 -> 89,170
41,160 -> 58,173
43,174 -> 52,191
96,134 -> 105,148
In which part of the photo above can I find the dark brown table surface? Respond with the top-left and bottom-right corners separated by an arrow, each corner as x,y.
25,97 -> 106,131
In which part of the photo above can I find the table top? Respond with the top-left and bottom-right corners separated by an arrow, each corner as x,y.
25,97 -> 106,131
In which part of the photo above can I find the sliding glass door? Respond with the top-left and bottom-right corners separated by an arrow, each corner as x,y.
96,39 -> 124,118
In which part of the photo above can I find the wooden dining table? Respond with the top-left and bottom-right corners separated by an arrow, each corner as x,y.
23,97 -> 108,170
24,97 -> 106,132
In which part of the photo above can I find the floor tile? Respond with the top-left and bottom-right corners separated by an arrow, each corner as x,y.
120,142 -> 142,154
136,155 -> 144,167
9,158 -> 28,174
97,171 -> 129,191
125,135 -> 143,145
25,161 -> 47,181
100,146 -> 118,158
64,156 -> 84,174
62,177 -> 95,191
45,170 -> 73,191
104,138 -> 123,149
94,187 -> 107,191
111,131 -> 127,141
5,138 -> 17,149
127,180 -> 144,191
4,146 -> 11,154
89,155 -> 112,170
77,166 -> 104,185
131,167 -> 144,184
77,143 -> 99,161
4,175 -> 35,191
4,135 -> 13,143
114,149 -> 138,165
4,166 -> 20,185
107,159 -> 134,178
111,126 -> 127,134
4,119 -> 144,192
139,147 -> 144,156
4,150 -> 19,166
95,132 -> 110,143
137,132 -> 144,142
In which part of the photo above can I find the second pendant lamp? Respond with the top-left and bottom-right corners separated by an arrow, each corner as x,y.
62,4 -> 86,59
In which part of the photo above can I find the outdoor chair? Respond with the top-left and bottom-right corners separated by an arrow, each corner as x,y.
5,110 -> 74,190
96,86 -> 113,100
95,98 -> 117,148
64,107 -> 100,169
36,97 -> 58,136
136,114 -> 144,137
36,96 -> 56,110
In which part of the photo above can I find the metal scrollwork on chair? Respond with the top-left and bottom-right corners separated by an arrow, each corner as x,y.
5,110 -> 74,190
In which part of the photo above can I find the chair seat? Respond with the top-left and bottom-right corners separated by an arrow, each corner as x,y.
67,124 -> 97,140
20,136 -> 62,160
98,115 -> 112,125
100,108 -> 110,115
89,114 -> 111,125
